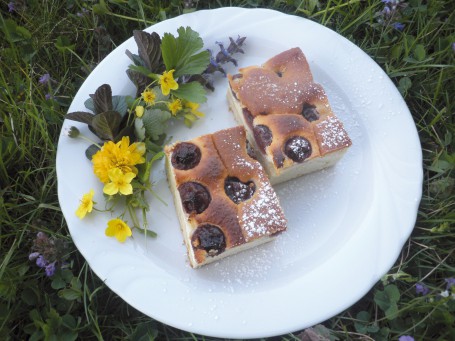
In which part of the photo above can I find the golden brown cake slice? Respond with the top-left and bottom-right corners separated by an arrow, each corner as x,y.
227,47 -> 352,184
164,126 -> 287,268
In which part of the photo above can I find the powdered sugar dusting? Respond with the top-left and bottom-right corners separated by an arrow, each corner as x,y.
240,173 -> 287,239
316,116 -> 351,150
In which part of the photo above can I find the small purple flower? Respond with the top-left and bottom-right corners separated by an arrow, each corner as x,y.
415,282 -> 430,295
216,41 -> 230,57
392,22 -> 405,31
8,2 -> 15,12
45,93 -> 52,100
445,278 -> 455,290
382,6 -> 391,16
399,336 -> 415,341
37,231 -> 46,239
39,73 -> 50,85
45,261 -> 57,277
36,255 -> 48,268
28,252 -> 40,261
452,42 -> 455,52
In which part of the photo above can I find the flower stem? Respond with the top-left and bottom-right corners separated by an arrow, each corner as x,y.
78,134 -> 102,149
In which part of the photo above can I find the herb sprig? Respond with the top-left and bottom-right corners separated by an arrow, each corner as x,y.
65,27 -> 246,243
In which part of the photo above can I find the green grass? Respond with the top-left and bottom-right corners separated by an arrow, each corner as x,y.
1,0 -> 454,340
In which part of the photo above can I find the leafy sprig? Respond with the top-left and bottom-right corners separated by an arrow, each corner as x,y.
64,27 -> 247,243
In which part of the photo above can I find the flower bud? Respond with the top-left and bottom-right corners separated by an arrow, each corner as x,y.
65,126 -> 80,138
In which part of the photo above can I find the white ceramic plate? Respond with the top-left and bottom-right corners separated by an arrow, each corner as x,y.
56,7 -> 423,338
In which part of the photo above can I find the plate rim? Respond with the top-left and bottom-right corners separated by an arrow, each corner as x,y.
56,7 -> 423,338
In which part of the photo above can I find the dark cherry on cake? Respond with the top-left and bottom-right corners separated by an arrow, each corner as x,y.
164,126 -> 287,268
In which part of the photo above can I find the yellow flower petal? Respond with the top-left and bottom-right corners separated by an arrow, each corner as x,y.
141,89 -> 156,105
168,98 -> 182,115
92,138 -> 145,184
105,218 -> 132,243
185,101 -> 204,117
75,189 -> 95,219
103,182 -> 118,195
123,172 -> 136,183
103,169 -> 135,196
159,69 -> 178,96
118,183 -> 133,195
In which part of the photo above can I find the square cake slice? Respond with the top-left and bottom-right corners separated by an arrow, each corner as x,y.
164,126 -> 287,268
227,47 -> 352,184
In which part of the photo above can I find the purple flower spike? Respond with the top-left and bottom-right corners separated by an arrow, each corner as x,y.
36,255 -> 48,268
39,73 -> 50,85
45,262 -> 57,277
392,22 -> 405,31
445,278 -> 455,290
28,252 -> 40,261
415,282 -> 430,295
8,2 -> 15,12
399,336 -> 415,341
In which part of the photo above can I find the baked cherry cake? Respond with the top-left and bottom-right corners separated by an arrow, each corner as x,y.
164,126 -> 287,268
227,47 -> 352,184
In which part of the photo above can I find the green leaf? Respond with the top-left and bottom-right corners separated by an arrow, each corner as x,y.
51,276 -> 66,290
414,44 -> 426,61
86,144 -> 100,162
172,81 -> 207,103
90,84 -> 113,114
92,0 -> 109,14
55,36 -> 75,52
91,111 -> 122,140
384,284 -> 400,302
390,44 -> 402,61
354,311 -> 370,334
65,111 -> 94,125
58,288 -> 81,301
134,118 -> 146,141
128,64 -> 155,78
142,109 -> 171,141
385,303 -> 399,320
112,95 -> 129,116
1,19 -> 32,42
133,30 -> 163,72
398,77 -> 412,95
145,138 -> 166,153
84,97 -> 95,112
125,49 -> 144,66
161,26 -> 206,74
61,314 -> 77,329
174,50 -> 210,77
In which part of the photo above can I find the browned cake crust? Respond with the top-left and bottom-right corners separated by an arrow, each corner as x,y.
165,126 -> 287,268
228,47 -> 352,183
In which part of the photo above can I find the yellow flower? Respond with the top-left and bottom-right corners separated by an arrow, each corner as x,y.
141,89 -> 156,105
185,101 -> 204,117
135,105 -> 144,117
103,168 -> 135,195
105,218 -> 132,243
168,98 -> 182,115
75,189 -> 95,219
159,69 -> 178,96
92,136 -> 146,184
